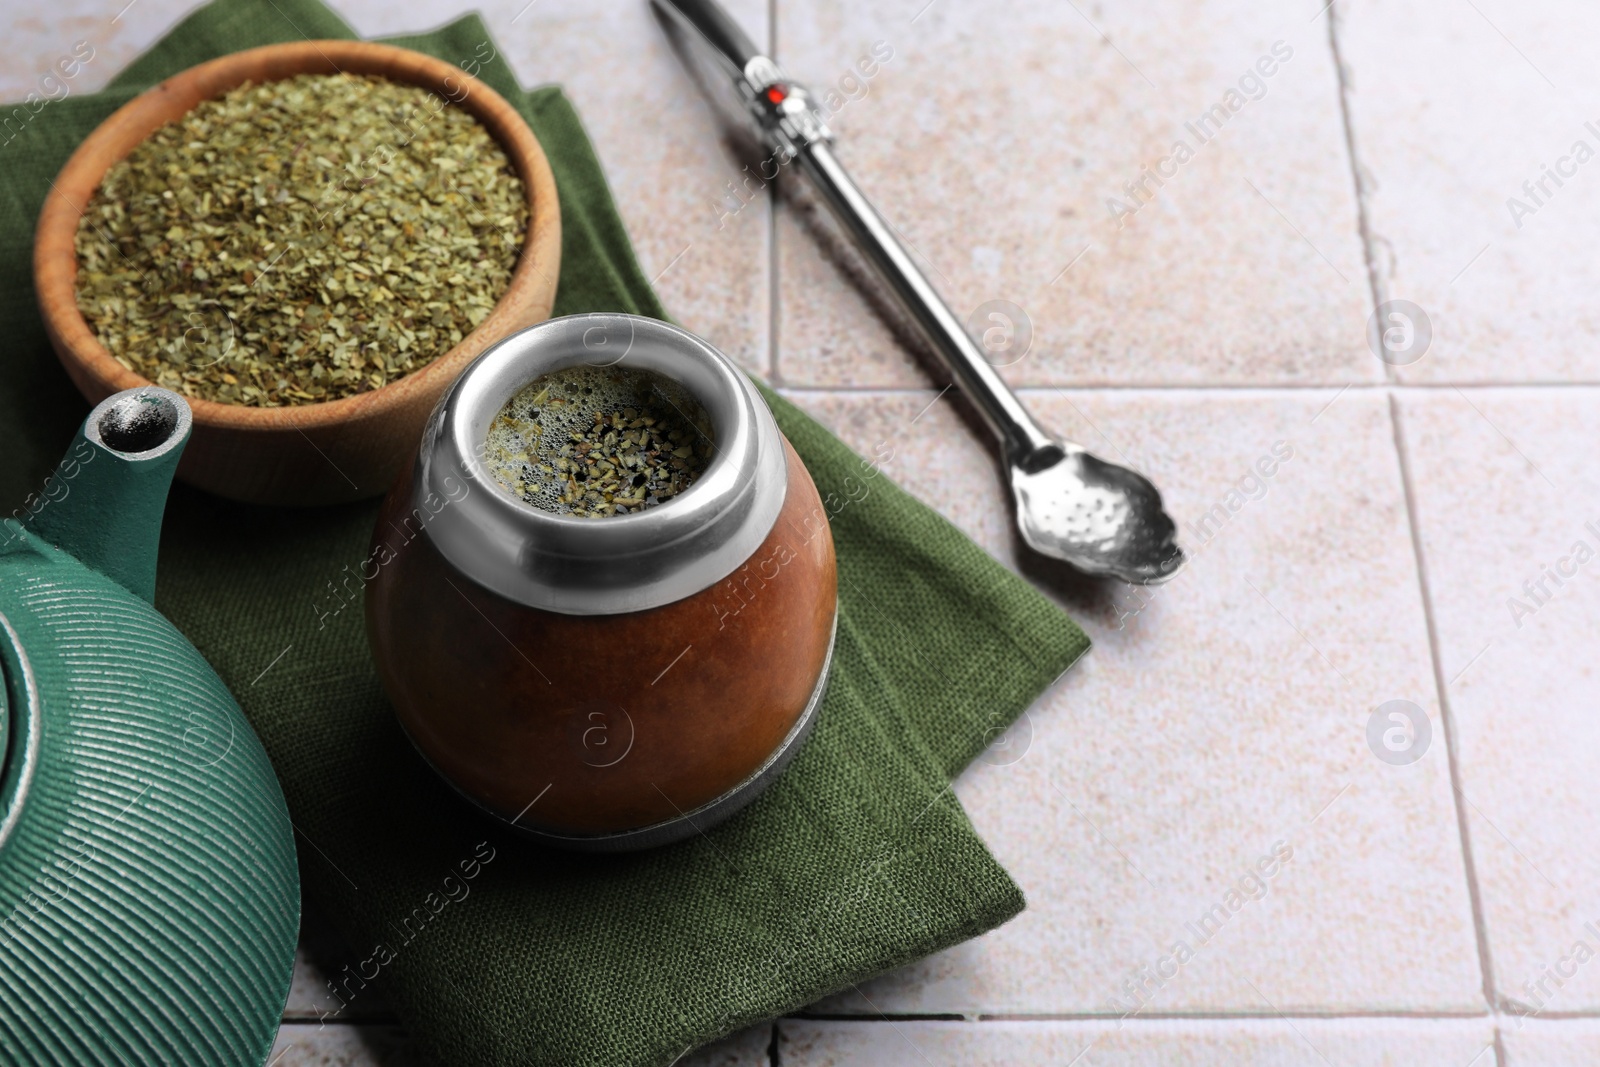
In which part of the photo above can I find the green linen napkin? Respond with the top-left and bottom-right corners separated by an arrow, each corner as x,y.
0,2 -> 1089,1063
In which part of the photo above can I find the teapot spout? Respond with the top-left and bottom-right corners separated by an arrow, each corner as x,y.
24,387 -> 192,603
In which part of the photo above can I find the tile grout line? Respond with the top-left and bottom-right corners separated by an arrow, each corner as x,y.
1386,392 -> 1500,1017
1324,0 -> 1390,382
789,1010 -> 1495,1022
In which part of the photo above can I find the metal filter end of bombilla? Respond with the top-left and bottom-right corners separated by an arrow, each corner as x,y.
1009,440 -> 1185,585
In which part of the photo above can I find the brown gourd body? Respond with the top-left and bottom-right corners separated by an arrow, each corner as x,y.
365,442 -> 835,836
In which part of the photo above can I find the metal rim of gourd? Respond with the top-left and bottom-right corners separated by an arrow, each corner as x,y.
414,314 -> 789,615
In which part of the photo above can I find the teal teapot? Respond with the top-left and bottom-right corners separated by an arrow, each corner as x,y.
0,387 -> 298,1065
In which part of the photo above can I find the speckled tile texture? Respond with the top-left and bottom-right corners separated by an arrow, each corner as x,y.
1399,389 -> 1600,1015
771,0 -> 1374,388
1503,1019 -> 1600,1066
778,1019 -> 1497,1066
1337,0 -> 1600,383
791,388 -> 1480,1015
10,0 -> 1600,1062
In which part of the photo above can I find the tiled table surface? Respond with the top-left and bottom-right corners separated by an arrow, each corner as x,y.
7,0 -> 1600,1062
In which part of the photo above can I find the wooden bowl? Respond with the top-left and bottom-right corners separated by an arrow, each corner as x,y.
33,41 -> 561,506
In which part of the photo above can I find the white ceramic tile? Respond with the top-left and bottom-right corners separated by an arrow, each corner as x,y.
773,0 -> 1373,388
1503,1018 -> 1600,1066
780,1018 -> 1498,1067
1399,388 -> 1600,1013
788,387 -> 1479,1013
0,0 -> 201,100
1338,0 -> 1600,382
